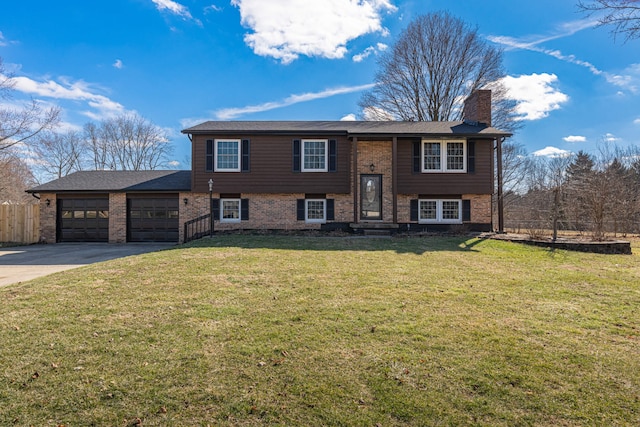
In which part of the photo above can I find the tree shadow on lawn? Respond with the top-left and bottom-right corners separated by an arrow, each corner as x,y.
182,232 -> 488,255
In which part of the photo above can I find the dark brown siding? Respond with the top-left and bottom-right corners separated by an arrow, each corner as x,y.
192,134 -> 351,194
397,137 -> 494,195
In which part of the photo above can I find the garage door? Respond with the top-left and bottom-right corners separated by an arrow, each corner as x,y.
58,198 -> 109,242
127,197 -> 179,242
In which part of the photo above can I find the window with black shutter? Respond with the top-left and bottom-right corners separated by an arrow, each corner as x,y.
328,139 -> 337,172
293,139 -> 301,172
241,139 -> 250,172
467,141 -> 475,173
462,199 -> 471,222
206,139 -> 214,172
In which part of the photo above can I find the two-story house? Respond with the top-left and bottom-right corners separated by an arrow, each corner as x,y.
28,90 -> 511,243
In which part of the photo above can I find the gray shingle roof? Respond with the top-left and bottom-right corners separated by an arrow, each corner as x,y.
27,170 -> 191,193
182,120 -> 512,137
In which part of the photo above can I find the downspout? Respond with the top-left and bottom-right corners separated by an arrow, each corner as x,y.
352,137 -> 358,224
496,137 -> 505,233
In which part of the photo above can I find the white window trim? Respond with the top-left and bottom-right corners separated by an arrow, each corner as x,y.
305,199 -> 327,223
301,139 -> 328,172
220,198 -> 241,223
214,139 -> 241,172
421,139 -> 467,173
418,199 -> 462,224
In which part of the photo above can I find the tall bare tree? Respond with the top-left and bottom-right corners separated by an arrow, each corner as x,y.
359,11 -> 520,133
83,113 -> 172,171
34,130 -> 84,179
0,57 -> 60,151
578,0 -> 640,41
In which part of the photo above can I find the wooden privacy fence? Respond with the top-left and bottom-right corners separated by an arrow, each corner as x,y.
0,204 -> 40,244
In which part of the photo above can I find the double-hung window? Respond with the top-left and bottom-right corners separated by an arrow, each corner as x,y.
422,140 -> 466,173
220,198 -> 241,223
418,199 -> 462,224
215,139 -> 241,171
305,199 -> 326,223
302,139 -> 328,172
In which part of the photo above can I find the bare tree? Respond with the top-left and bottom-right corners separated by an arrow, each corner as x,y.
34,130 -> 84,179
0,57 -> 60,151
578,0 -> 640,41
359,11 -> 520,133
83,113 -> 172,170
0,151 -> 38,203
525,155 -> 574,240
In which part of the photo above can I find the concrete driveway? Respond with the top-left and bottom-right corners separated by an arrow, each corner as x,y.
0,243 -> 175,287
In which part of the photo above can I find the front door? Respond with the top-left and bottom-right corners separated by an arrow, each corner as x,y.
360,174 -> 382,220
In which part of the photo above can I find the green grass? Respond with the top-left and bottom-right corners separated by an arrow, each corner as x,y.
1,235 -> 639,426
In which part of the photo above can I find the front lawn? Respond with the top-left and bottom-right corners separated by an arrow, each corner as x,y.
1,235 -> 639,426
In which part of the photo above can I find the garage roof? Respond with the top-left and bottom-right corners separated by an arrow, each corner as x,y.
27,170 -> 192,193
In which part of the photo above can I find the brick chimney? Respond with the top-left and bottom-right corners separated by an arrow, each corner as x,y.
462,90 -> 491,126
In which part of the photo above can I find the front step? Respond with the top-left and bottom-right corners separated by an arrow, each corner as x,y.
350,223 -> 398,237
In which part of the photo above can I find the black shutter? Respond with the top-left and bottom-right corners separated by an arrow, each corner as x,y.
206,139 -> 214,172
462,199 -> 471,222
412,141 -> 421,173
241,198 -> 249,220
296,199 -> 305,220
328,139 -> 337,172
241,139 -> 250,172
326,199 -> 335,221
293,139 -> 301,172
410,199 -> 418,221
212,198 -> 220,220
467,141 -> 475,173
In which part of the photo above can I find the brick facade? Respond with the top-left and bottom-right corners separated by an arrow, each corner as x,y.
179,192 -> 353,240
108,193 -> 127,243
357,141 -> 393,222
39,192 -> 57,244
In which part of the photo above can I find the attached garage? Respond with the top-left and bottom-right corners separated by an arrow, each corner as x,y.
58,196 -> 109,242
28,170 -> 191,244
127,195 -> 179,242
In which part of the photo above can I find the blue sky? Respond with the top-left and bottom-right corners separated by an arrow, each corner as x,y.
1,0 -> 639,169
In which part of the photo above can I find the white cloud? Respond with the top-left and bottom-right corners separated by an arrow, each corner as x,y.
204,4 -> 222,13
563,135 -> 586,143
634,117 -> 640,125
605,63 -> 640,94
501,73 -> 569,121
0,31 -> 7,46
151,0 -> 193,19
113,59 -> 123,69
5,74 -> 126,120
353,46 -> 376,63
340,113 -> 357,121
488,18 -> 598,51
489,22 -> 640,94
362,106 -> 393,121
231,0 -> 397,63
352,42 -> 388,63
603,133 -> 619,143
214,83 -> 375,119
533,146 -> 572,158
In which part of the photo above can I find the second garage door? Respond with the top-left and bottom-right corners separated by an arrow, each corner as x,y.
127,196 -> 179,242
